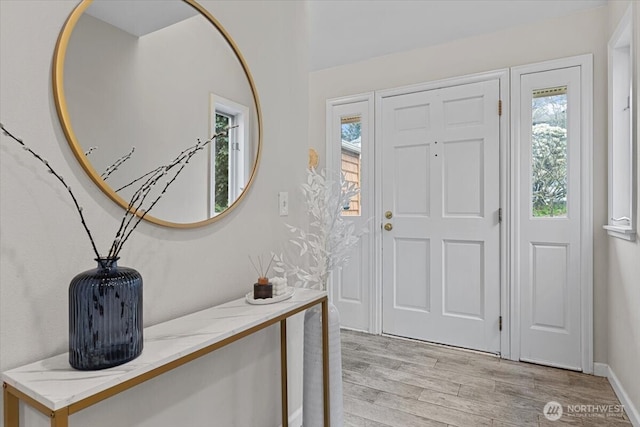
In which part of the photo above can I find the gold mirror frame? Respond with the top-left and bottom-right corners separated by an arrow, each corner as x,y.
53,0 -> 262,228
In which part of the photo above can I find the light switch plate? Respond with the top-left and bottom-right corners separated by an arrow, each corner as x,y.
279,192 -> 289,216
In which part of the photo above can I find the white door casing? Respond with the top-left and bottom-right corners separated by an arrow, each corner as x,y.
322,62 -> 592,369
380,80 -> 501,353
326,94 -> 375,331
511,55 -> 593,372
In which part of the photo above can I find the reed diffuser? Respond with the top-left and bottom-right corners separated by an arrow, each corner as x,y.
250,254 -> 274,299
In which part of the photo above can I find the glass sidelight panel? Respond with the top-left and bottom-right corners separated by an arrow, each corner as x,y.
531,86 -> 568,218
341,115 -> 362,216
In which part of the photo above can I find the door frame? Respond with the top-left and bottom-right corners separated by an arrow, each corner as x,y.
325,92 -> 376,331
373,69 -> 511,357
510,54 -> 593,373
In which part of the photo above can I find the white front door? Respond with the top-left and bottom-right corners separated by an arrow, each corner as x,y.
380,80 -> 501,353
326,95 -> 375,331
516,66 -> 583,370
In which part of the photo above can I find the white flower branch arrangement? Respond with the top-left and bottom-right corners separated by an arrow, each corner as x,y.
1,123 -> 235,266
273,167 -> 366,290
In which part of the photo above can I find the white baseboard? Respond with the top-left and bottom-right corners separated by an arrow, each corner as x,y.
593,362 -> 609,377
593,363 -> 640,427
280,407 -> 302,427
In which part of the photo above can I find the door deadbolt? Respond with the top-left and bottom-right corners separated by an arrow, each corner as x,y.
385,211 -> 393,219
384,223 -> 393,231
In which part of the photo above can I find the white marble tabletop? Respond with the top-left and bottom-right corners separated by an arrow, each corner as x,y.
2,288 -> 326,411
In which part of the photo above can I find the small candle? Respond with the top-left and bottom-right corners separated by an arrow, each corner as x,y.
271,277 -> 288,296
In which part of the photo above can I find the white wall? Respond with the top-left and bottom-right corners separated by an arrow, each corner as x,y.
0,0 -> 309,426
607,0 -> 640,417
309,6 -> 610,364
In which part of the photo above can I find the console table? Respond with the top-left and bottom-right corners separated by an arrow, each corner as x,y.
2,288 -> 330,427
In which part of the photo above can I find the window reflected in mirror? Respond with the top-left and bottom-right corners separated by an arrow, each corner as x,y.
214,113 -> 230,214
210,93 -> 250,216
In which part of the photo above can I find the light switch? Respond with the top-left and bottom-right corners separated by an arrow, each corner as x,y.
279,192 -> 289,216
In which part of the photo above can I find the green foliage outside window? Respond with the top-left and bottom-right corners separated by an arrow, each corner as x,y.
531,93 -> 567,217
532,123 -> 567,217
215,114 -> 229,213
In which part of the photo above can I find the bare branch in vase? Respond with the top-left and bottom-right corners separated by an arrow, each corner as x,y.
1,123 -> 101,260
108,126 -> 238,259
1,122 -> 238,262
101,146 -> 135,181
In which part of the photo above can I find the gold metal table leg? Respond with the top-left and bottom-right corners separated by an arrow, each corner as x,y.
4,383 -> 19,427
321,299 -> 330,427
280,318 -> 288,427
51,408 -> 69,427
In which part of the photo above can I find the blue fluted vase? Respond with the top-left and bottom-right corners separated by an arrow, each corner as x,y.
69,257 -> 143,370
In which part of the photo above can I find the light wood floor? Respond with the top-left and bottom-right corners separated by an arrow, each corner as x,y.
341,330 -> 631,427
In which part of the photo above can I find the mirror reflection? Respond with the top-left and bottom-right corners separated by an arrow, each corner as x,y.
59,0 -> 260,226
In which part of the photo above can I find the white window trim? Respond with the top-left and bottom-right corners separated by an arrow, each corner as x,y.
604,5 -> 636,241
209,93 -> 250,216
510,54 -> 594,373
603,225 -> 636,240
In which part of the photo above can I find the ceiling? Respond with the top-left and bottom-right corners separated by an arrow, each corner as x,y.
83,0 -> 607,70
309,0 -> 607,71
85,1 -> 198,37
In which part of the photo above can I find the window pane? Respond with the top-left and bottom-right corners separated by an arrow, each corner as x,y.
341,116 -> 361,216
531,87 -> 568,218
215,113 -> 230,213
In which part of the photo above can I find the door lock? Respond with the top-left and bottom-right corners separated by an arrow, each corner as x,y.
385,211 -> 393,219
384,223 -> 393,231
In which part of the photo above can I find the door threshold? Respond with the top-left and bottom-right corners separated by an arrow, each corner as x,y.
381,332 -> 501,358
519,357 -> 582,372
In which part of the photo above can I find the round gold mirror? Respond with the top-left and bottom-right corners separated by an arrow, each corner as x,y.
53,0 -> 262,228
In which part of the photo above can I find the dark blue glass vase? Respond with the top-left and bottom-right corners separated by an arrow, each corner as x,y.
69,257 -> 143,370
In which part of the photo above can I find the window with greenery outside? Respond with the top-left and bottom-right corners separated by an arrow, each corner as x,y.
532,91 -> 568,217
215,113 -> 230,213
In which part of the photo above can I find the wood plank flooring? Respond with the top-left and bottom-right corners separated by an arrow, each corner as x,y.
341,330 -> 631,427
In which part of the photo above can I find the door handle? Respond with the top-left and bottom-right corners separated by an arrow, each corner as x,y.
384,223 -> 393,231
